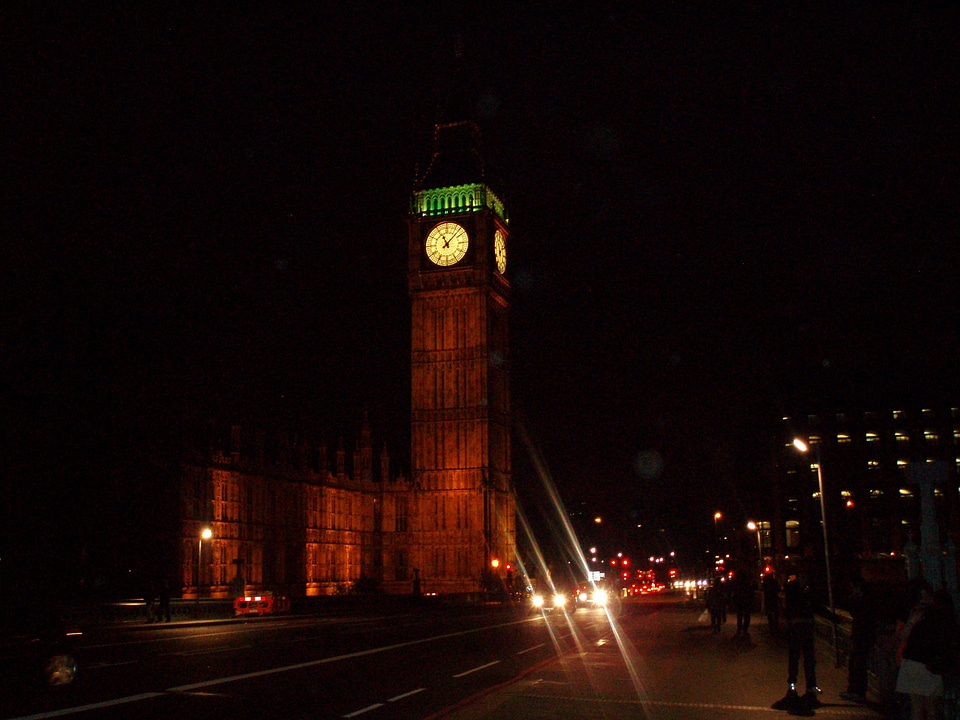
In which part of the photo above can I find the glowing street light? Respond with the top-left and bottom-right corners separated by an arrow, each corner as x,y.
746,520 -> 763,571
713,511 -> 723,555
793,437 -> 839,666
198,527 -> 212,595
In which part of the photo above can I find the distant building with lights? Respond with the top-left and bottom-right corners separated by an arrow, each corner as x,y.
770,404 -> 960,586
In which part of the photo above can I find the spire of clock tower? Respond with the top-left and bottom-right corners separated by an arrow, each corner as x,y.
415,120 -> 485,192
414,37 -> 503,198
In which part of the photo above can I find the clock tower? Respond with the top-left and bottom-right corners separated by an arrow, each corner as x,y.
407,119 -> 515,594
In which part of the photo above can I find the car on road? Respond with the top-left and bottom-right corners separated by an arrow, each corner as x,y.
575,583 -> 612,608
531,589 -> 571,612
527,579 -> 577,613
234,591 -> 291,617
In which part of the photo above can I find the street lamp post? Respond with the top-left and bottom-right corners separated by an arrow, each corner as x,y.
198,527 -> 212,598
746,521 -> 763,573
792,438 -> 839,666
713,512 -> 722,555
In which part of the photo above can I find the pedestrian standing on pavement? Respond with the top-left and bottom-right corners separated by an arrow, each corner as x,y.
896,587 -> 958,720
144,580 -> 156,624
732,567 -> 756,640
763,570 -> 781,631
158,580 -> 172,623
707,578 -> 726,634
840,572 -> 878,705
772,566 -> 821,714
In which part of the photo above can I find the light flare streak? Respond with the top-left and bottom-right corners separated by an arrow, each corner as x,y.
515,418 -> 655,711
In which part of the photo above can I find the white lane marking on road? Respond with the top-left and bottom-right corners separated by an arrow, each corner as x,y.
341,703 -> 384,717
85,629 -> 243,649
14,616 -> 536,718
166,617 -> 527,692
162,644 -> 253,657
516,642 -> 546,655
452,660 -> 501,678
6,693 -> 165,720
387,688 -> 426,702
84,660 -> 138,669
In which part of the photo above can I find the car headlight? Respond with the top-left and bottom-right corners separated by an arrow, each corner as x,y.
553,593 -> 566,607
594,589 -> 608,606
532,594 -> 545,608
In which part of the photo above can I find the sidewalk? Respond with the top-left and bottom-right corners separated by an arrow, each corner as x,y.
432,605 -> 889,720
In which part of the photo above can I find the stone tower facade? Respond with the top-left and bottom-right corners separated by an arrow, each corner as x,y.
406,120 -> 517,594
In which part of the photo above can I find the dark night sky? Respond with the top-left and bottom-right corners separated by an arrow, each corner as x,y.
5,4 -> 960,574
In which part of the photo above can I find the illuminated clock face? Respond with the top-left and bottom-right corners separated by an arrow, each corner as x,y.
424,222 -> 469,267
494,229 -> 507,274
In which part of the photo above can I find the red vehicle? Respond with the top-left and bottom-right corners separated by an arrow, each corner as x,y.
233,592 -> 290,617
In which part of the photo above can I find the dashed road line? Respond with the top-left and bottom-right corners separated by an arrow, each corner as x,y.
341,703 -> 384,718
453,660 -> 501,678
387,688 -> 426,702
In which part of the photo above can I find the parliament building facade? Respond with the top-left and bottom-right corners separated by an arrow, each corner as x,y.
178,119 -> 517,598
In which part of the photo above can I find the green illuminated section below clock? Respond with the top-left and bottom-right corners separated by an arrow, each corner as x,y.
412,183 -> 508,223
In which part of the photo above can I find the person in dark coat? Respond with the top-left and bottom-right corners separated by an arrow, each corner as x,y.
772,567 -> 821,714
840,573 -> 878,704
896,587 -> 958,720
732,568 -> 756,640
158,581 -> 171,623
143,580 -> 156,623
706,578 -> 727,634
